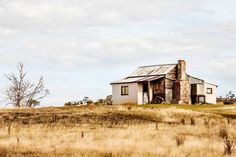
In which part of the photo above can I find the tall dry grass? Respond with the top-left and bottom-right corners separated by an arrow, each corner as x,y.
0,106 -> 234,157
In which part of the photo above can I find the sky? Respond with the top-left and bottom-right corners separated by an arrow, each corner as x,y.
0,0 -> 235,106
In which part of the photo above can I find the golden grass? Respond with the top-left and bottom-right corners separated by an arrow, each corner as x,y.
0,105 -> 235,157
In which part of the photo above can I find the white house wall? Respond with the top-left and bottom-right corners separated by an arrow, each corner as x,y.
204,83 -> 217,104
137,83 -> 143,105
112,83 -> 138,105
196,84 -> 205,95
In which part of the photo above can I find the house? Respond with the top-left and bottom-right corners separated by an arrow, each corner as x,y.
110,60 -> 217,105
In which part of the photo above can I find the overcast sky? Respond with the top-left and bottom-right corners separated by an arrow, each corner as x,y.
0,0 -> 235,106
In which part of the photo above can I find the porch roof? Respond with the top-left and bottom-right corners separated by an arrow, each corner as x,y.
111,75 -> 164,84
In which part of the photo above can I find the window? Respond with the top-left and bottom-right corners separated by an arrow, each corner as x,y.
207,88 -> 213,94
121,86 -> 129,95
198,96 -> 205,104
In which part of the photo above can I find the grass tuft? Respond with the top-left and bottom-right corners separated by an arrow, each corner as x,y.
174,135 -> 186,146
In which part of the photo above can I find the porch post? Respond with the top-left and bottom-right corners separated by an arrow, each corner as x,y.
148,81 -> 151,104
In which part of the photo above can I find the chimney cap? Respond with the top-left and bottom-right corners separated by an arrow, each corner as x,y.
178,59 -> 186,63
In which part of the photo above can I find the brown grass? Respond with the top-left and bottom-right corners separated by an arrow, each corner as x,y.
0,105 -> 235,156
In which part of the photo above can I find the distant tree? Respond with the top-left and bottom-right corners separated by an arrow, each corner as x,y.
83,96 -> 89,104
224,91 -> 235,105
227,91 -> 235,99
3,63 -> 49,108
64,102 -> 71,106
99,99 -> 106,104
64,101 -> 84,106
87,99 -> 94,105
94,99 -> 106,105
64,99 -> 92,106
83,96 -> 93,105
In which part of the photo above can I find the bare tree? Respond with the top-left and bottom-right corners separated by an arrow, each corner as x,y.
3,63 -> 49,108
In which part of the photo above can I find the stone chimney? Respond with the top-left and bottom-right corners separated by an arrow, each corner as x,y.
172,60 -> 191,104
177,60 -> 186,81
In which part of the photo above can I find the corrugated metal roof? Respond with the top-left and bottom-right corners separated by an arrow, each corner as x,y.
129,64 -> 177,77
205,82 -> 218,87
111,77 -> 146,84
188,75 -> 218,87
111,75 -> 164,84
138,75 -> 164,82
188,75 -> 204,84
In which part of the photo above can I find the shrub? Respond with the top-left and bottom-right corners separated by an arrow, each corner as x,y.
64,101 -> 82,106
224,91 -> 235,105
190,118 -> 195,125
87,100 -> 94,105
220,129 -> 234,155
105,95 -> 112,105
94,99 -> 106,105
64,102 -> 72,106
224,138 -> 234,155
174,135 -> 186,146
127,106 -> 132,110
180,118 -> 185,125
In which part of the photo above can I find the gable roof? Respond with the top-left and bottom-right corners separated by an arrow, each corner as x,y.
111,63 -> 177,84
188,75 -> 204,84
111,61 -> 218,87
188,75 -> 218,87
128,64 -> 177,77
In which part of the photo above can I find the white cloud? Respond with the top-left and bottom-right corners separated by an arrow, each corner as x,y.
0,0 -> 235,105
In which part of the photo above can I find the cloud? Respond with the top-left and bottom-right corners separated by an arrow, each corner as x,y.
0,0 -> 235,105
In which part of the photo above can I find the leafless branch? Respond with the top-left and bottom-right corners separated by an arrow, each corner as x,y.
3,63 -> 49,108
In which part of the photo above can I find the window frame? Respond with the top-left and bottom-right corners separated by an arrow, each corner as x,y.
121,86 -> 129,96
206,88 -> 213,94
198,96 -> 206,104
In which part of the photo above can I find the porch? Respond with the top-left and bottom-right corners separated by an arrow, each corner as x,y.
137,76 -> 173,105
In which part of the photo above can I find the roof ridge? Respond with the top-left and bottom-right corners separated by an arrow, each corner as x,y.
139,63 -> 177,68
127,74 -> 165,78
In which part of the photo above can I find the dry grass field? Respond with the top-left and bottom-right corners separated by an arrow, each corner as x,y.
0,104 -> 235,157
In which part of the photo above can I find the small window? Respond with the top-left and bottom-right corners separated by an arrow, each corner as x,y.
207,88 -> 213,94
121,86 -> 129,95
198,96 -> 205,103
